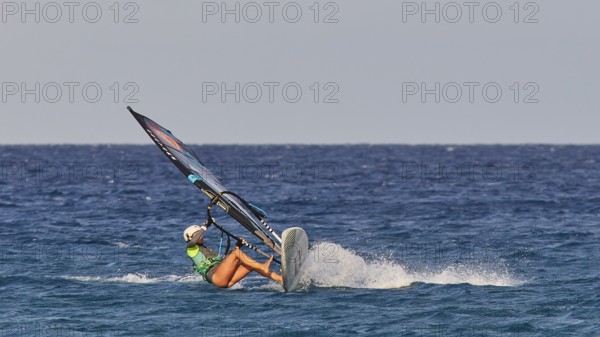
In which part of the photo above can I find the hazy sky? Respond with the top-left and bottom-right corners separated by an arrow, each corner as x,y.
0,0 -> 598,144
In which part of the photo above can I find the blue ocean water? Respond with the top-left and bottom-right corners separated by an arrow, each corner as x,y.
0,145 -> 599,336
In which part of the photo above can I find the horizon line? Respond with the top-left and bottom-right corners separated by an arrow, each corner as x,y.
1,142 -> 599,146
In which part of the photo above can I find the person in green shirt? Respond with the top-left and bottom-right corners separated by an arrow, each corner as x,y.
184,225 -> 282,288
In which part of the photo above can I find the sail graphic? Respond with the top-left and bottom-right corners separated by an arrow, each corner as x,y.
128,106 -> 282,255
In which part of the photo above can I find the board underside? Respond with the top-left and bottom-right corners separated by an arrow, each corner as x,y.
281,227 -> 309,292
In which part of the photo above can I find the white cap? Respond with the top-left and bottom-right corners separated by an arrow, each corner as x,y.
183,225 -> 206,243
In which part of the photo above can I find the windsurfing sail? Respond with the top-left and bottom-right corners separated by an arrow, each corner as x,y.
128,106 -> 282,255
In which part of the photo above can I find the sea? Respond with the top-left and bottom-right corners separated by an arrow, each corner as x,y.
0,145 -> 598,336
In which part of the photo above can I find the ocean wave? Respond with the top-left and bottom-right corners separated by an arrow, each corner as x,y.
302,242 -> 524,289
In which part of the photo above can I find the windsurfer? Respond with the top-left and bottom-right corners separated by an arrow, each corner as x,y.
184,225 -> 282,287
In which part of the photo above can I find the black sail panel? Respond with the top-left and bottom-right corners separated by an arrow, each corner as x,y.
128,107 -> 281,255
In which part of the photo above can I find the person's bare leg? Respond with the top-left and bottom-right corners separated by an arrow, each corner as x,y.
212,247 -> 283,286
210,252 -> 243,288
226,264 -> 254,287
231,247 -> 269,271
234,248 -> 282,283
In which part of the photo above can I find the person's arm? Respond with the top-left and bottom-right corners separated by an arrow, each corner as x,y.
186,225 -> 208,247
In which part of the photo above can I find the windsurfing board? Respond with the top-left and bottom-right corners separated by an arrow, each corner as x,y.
281,227 -> 309,292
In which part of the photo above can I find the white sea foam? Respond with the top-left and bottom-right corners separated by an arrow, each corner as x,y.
62,273 -> 203,284
113,242 -> 130,248
302,242 -> 524,289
